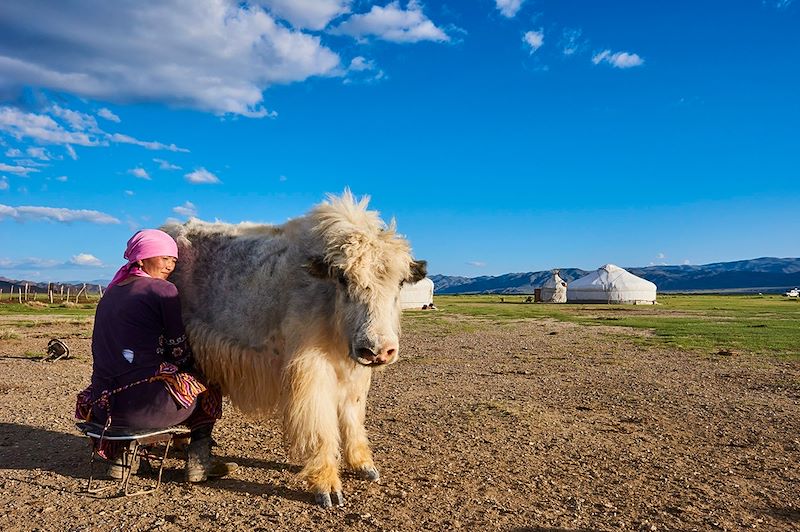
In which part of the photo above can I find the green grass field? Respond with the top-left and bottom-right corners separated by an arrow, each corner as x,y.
407,294 -> 800,359
2,293 -> 798,358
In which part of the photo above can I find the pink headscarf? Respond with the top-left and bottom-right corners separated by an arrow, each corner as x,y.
107,229 -> 179,289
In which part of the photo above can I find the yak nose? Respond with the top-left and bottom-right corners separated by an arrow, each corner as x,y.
357,343 -> 398,365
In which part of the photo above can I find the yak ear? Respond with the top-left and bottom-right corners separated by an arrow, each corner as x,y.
305,256 -> 330,279
407,260 -> 428,283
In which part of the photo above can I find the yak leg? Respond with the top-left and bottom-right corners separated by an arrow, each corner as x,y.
339,367 -> 379,481
284,351 -> 343,507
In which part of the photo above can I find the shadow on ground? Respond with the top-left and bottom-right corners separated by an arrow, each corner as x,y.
0,422 -> 90,478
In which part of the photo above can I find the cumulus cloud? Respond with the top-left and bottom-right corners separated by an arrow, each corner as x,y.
26,147 -> 50,160
495,0 -> 524,18
97,108 -> 120,123
0,0 -> 340,117
185,168 -> 221,184
0,203 -> 120,224
153,158 -> 182,171
173,201 -> 198,218
523,30 -> 544,53
50,105 -> 100,132
349,56 -> 374,72
256,0 -> 351,30
0,106 -> 102,147
333,1 -> 449,43
70,253 -> 103,267
592,49 -> 645,68
128,167 -> 150,180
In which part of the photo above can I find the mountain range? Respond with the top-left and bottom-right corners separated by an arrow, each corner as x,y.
430,257 -> 800,294
2,257 -> 799,296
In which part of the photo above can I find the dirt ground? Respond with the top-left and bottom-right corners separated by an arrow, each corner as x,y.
0,314 -> 799,531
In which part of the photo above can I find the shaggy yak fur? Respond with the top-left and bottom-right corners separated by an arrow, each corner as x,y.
162,192 -> 427,507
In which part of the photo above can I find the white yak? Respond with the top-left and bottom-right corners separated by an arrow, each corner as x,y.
163,192 -> 426,507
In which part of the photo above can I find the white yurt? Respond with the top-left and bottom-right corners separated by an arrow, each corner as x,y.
399,277 -> 435,309
541,270 -> 568,303
567,264 -> 657,304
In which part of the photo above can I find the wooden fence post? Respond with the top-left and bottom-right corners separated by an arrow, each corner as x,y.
18,286 -> 22,304
24,283 -> 29,302
60,285 -> 64,301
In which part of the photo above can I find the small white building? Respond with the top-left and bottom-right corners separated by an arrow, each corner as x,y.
567,264 -> 657,304
399,277 -> 435,309
540,270 -> 568,303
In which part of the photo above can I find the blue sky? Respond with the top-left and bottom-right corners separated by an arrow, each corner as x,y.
0,0 -> 798,281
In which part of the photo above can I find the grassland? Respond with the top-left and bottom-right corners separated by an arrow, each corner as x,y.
2,293 -> 798,358
408,294 -> 800,358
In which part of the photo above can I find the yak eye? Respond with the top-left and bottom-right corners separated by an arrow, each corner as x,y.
337,271 -> 348,285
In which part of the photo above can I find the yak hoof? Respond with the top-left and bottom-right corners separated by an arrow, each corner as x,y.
355,466 -> 380,482
315,491 -> 345,508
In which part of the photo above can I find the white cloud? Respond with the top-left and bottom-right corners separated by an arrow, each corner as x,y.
495,0 -> 524,18
97,108 -> 120,123
523,30 -> 544,53
172,201 -> 198,218
592,49 -> 645,69
70,253 -> 103,267
124,190 -> 134,196
349,56 -> 374,72
256,0 -> 351,30
5,148 -> 22,157
153,158 -> 182,170
467,260 -> 486,267
128,167 -> 151,180
65,145 -> 78,160
50,105 -> 100,132
0,176 -> 8,190
0,106 -> 102,147
185,167 -> 221,184
560,28 -> 583,56
333,1 -> 449,43
0,257 -> 60,270
0,204 -> 120,224
26,147 -> 50,160
110,133 -> 189,153
55,175 -> 68,182
656,252 -> 666,259
279,175 -> 287,182
0,1 -> 340,117
0,162 -> 39,176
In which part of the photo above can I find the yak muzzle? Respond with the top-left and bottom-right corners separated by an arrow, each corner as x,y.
354,344 -> 398,366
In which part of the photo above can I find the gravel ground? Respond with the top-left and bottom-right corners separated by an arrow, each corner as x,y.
0,314 -> 799,531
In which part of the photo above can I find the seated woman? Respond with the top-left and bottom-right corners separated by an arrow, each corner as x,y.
75,229 -> 236,482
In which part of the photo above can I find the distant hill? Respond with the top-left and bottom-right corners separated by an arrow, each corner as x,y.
431,257 -> 800,294
0,277 -> 104,295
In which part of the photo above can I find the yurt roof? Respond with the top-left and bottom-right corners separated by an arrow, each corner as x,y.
569,264 -> 656,292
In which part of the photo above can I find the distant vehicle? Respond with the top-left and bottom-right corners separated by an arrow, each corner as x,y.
785,288 -> 800,298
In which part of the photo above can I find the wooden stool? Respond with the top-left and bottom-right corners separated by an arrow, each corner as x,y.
76,421 -> 190,497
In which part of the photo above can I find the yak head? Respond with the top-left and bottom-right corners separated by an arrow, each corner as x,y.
306,192 -> 427,367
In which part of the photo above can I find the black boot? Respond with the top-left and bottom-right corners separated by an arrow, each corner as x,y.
185,436 -> 238,482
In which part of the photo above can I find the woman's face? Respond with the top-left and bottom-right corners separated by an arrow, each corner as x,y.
139,256 -> 177,280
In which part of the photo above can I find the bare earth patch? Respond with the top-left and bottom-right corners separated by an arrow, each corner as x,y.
0,318 -> 798,531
